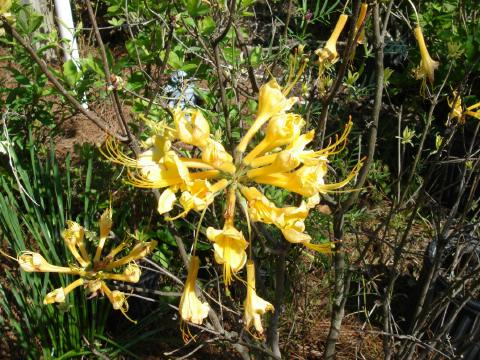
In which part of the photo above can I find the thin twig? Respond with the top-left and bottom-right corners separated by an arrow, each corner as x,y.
84,0 -> 133,144
1,18 -> 126,141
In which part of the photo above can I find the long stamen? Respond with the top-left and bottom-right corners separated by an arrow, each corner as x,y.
313,120 -> 352,157
284,58 -> 308,96
317,159 -> 364,191
100,137 -> 139,167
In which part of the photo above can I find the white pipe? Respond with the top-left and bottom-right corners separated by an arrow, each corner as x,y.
53,0 -> 87,108
54,0 -> 80,67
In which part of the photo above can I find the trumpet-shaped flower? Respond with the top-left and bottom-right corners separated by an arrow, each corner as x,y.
94,208 -> 112,263
102,263 -> 142,283
315,14 -> 349,63
206,223 -> 248,287
174,109 -> 211,149
178,256 -> 210,325
101,282 -> 129,311
62,220 -> 90,268
129,150 -> 191,188
447,91 -> 480,125
202,139 -> 236,174
44,278 -> 85,305
237,79 -> 298,153
157,187 -> 178,214
246,130 -> 317,178
19,252 -> 83,274
104,240 -> 157,270
240,186 -> 332,252
254,158 -> 363,198
18,211 -> 156,313
248,119 -> 352,171
252,162 -> 328,197
243,261 -> 274,334
178,179 -> 229,215
413,26 -> 439,86
243,113 -> 305,165
354,3 -> 368,44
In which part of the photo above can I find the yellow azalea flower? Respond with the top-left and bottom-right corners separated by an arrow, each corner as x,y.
18,212 -> 156,313
179,256 -> 210,325
201,139 -> 236,174
157,187 -> 177,214
128,150 -> 191,188
354,3 -> 368,44
178,179 -> 229,215
44,278 -> 85,305
93,208 -> 112,263
101,282 -> 129,312
447,91 -> 464,124
98,77 -> 362,338
143,133 -> 172,157
103,240 -> 157,270
62,220 -> 90,268
447,91 -> 480,125
248,118 -> 352,171
315,14 -> 349,63
243,261 -> 274,334
240,186 -> 332,252
243,113 -> 305,165
253,159 -> 363,197
236,79 -> 298,153
18,252 -> 83,274
246,130 -> 317,178
240,186 -> 280,222
413,26 -> 439,86
174,108 -> 211,149
206,222 -> 248,287
101,263 -> 141,283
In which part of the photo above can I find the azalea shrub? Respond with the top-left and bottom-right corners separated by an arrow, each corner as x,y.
1,0 -> 480,359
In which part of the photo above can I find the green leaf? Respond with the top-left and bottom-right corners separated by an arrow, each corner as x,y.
180,63 -> 198,73
241,0 -> 256,8
107,18 -> 125,27
223,47 -> 241,65
126,71 -> 146,91
168,50 -> 183,69
249,46 -> 262,68
63,59 -> 80,87
198,16 -> 215,36
107,4 -> 121,14
29,13 -> 44,33
82,55 -> 104,77
184,0 -> 210,17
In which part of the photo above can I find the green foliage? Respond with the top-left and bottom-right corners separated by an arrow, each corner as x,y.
418,0 -> 480,79
0,135 -> 111,358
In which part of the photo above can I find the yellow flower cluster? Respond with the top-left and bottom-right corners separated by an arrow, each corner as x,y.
447,91 -> 480,125
18,210 -> 157,317
413,26 -> 439,90
104,77 -> 362,334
